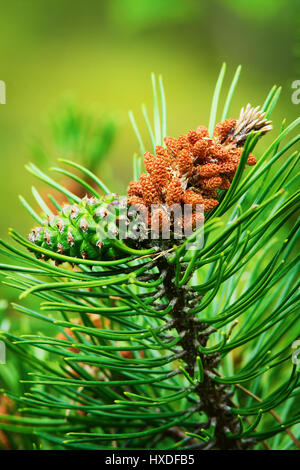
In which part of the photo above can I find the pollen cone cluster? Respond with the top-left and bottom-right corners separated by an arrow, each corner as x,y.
127,105 -> 272,232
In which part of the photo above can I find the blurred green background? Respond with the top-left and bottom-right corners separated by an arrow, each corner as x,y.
0,0 -> 299,300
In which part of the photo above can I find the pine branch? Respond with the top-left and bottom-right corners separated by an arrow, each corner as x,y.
0,66 -> 299,451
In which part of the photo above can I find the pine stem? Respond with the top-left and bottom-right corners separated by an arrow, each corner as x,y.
157,256 -> 254,450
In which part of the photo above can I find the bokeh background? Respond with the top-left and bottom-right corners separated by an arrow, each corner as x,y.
0,0 -> 299,303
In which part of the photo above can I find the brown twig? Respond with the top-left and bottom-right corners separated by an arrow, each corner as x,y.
235,383 -> 300,449
213,369 -> 299,449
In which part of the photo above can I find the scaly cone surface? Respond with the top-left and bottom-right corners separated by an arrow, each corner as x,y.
28,193 -> 129,262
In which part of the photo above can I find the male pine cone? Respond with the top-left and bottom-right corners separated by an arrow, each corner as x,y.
127,104 -> 272,230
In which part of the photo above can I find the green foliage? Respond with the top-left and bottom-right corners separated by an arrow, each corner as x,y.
31,100 -> 117,173
221,0 -> 287,20
0,66 -> 299,450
